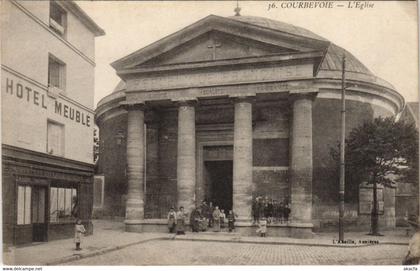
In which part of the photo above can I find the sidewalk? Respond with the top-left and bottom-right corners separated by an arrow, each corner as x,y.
2,220 -> 168,266
2,220 -> 411,266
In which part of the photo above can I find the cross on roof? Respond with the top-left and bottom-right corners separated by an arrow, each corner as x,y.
207,40 -> 222,60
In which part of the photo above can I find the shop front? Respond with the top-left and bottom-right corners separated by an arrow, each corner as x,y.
2,145 -> 93,245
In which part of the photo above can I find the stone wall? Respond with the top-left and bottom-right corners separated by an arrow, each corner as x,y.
252,105 -> 289,201
152,110 -> 178,218
312,98 -> 394,206
97,112 -> 127,217
395,182 -> 418,225
312,97 -> 396,229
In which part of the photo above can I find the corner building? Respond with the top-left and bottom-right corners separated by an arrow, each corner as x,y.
1,0 -> 104,245
96,15 -> 404,236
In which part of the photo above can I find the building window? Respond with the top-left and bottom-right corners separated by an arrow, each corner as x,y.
48,55 -> 66,91
49,187 -> 77,223
93,175 -> 105,208
47,120 -> 64,156
17,186 -> 31,225
49,1 -> 66,36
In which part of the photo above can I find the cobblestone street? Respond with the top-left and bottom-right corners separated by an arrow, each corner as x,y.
67,240 -> 407,265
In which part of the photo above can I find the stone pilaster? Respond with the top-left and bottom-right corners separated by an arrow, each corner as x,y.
232,97 -> 253,222
125,103 -> 145,224
177,100 -> 196,213
383,185 -> 396,228
289,94 -> 314,228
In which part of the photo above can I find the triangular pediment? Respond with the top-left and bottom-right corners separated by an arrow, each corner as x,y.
141,31 -> 298,66
112,15 -> 330,71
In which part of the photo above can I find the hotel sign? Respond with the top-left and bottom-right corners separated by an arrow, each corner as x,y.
4,77 -> 91,127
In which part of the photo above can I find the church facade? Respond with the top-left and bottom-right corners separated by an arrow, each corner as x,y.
95,15 -> 404,236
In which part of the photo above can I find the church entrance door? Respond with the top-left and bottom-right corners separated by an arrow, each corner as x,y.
204,160 -> 233,212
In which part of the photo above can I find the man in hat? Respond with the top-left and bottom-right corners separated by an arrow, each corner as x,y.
190,207 -> 202,233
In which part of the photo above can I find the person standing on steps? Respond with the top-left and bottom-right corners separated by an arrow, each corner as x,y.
227,210 -> 237,232
208,201 -> 214,228
190,207 -> 202,233
212,206 -> 221,232
176,206 -> 187,235
256,217 -> 267,237
284,203 -> 291,223
167,207 -> 177,233
220,209 -> 226,230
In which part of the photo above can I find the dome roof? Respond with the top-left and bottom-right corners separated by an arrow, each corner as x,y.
229,15 -> 328,42
228,16 -> 373,76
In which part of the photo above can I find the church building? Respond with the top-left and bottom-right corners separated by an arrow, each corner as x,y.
95,14 -> 404,236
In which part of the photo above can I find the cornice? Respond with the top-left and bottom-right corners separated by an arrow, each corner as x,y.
117,51 -> 324,79
2,144 -> 94,173
314,77 -> 405,113
59,1 -> 105,37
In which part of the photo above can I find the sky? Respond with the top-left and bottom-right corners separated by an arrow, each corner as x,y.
76,1 -> 419,107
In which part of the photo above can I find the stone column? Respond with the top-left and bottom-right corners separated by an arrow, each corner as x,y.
125,103 -> 145,228
232,97 -> 253,222
177,100 -> 196,213
145,120 -> 160,218
289,94 -> 314,230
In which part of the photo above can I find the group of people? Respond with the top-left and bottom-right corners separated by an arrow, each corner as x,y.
167,197 -> 291,237
167,201 -> 238,234
252,196 -> 291,225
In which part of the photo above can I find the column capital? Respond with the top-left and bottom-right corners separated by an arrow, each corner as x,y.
120,101 -> 145,111
289,88 -> 318,101
230,95 -> 255,104
173,99 -> 197,107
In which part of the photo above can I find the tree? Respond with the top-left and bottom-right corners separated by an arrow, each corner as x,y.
331,116 -> 418,235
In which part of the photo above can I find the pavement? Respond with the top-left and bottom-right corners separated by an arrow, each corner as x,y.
67,239 -> 408,265
2,219 -> 412,266
2,220 -> 168,266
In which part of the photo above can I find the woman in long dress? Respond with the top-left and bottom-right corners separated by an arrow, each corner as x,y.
190,208 -> 201,233
212,206 -> 221,232
167,207 -> 177,233
176,206 -> 187,235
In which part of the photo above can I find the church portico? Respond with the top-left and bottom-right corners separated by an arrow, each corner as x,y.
96,14 -> 404,237
119,89 -> 310,235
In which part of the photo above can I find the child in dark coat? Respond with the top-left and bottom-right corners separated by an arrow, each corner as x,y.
227,210 -> 236,232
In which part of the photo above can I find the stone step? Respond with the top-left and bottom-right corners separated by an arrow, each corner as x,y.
197,231 -> 241,236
